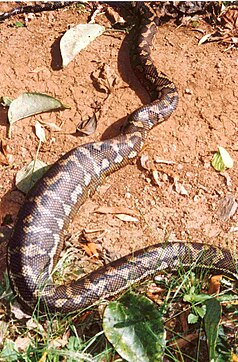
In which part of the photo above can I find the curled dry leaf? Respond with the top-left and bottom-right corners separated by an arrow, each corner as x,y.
77,114 -> 97,136
91,63 -> 117,94
140,153 -> 152,171
218,5 -> 238,34
199,5 -> 238,47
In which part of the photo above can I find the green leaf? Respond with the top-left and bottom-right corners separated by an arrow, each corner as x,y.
16,160 -> 49,193
0,340 -> 19,361
211,146 -> 234,172
67,336 -> 83,352
13,21 -> 24,28
183,293 -> 210,304
216,326 -> 232,361
188,313 -> 198,324
60,23 -> 105,67
204,298 -> 221,362
195,305 -> 206,319
8,92 -> 70,125
103,292 -> 165,362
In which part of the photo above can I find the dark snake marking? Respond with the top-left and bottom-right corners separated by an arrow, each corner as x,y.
7,3 -> 237,313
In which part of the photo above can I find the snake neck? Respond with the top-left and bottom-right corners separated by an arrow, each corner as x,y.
127,3 -> 179,131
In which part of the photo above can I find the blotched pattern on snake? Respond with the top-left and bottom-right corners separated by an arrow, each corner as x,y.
7,3 -> 237,313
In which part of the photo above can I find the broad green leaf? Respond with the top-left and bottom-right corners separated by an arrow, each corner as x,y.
60,23 -> 105,67
0,340 -> 19,361
204,298 -> 221,362
188,313 -> 198,324
103,292 -> 165,362
16,160 -> 49,193
35,121 -> 46,143
183,293 -> 210,304
211,146 -> 234,172
8,92 -> 69,124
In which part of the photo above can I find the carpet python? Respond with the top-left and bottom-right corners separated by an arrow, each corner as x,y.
7,3 -> 237,313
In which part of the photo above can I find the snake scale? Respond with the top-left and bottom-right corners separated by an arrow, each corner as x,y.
7,3 -> 237,313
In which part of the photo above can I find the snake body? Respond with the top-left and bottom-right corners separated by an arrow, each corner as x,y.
7,4 -> 237,313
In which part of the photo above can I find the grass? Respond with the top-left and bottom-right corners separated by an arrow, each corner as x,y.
0,256 -> 237,361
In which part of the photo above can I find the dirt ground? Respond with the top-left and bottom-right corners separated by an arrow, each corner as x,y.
0,3 -> 237,279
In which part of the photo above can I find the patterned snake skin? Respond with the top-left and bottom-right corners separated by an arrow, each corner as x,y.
7,3 -> 237,313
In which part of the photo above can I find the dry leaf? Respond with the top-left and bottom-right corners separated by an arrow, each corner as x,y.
0,321 -> 8,344
154,157 -> 176,165
11,302 -> 31,320
15,336 -> 31,352
84,227 -> 105,234
91,63 -> 117,94
39,120 -> 62,132
198,33 -> 212,45
35,121 -> 46,143
48,332 -> 69,348
221,171 -> 232,187
201,6 -> 238,47
140,154 -> 152,171
95,206 -> 139,217
81,242 -> 100,259
217,194 -> 237,221
152,170 -> 161,186
105,5 -> 126,24
26,318 -> 45,334
77,114 -> 97,136
208,275 -> 222,295
115,214 -> 139,222
218,5 -> 238,33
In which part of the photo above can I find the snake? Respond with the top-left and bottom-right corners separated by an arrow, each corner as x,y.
7,3 -> 237,313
